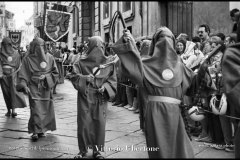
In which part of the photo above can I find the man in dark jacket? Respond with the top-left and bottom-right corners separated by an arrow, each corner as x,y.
230,8 -> 240,33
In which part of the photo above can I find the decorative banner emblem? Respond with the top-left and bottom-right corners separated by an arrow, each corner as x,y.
11,34 -> 19,43
162,69 -> 174,80
92,67 -> 100,76
9,31 -> 22,49
44,2 -> 72,42
40,62 -> 47,69
7,56 -> 12,62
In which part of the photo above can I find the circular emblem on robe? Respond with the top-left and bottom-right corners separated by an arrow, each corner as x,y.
7,56 -> 13,62
92,67 -> 100,76
162,69 -> 174,80
40,62 -> 47,69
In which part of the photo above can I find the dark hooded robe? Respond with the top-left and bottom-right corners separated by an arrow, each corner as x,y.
17,37 -> 59,134
0,37 -> 27,111
112,27 -> 195,158
222,43 -> 240,158
68,36 -> 117,153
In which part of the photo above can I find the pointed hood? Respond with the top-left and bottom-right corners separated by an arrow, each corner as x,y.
0,37 -> 20,68
27,37 -> 48,72
76,36 -> 108,75
142,27 -> 183,87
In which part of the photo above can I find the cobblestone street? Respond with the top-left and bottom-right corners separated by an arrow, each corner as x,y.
0,80 -> 235,158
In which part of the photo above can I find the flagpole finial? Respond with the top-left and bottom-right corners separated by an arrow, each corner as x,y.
47,2 -> 54,10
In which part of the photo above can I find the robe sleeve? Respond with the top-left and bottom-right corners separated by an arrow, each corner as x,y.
16,57 -> 31,91
222,46 -> 240,115
0,59 -> 3,78
111,36 -> 144,86
102,65 -> 117,101
69,63 -> 88,94
45,56 -> 59,89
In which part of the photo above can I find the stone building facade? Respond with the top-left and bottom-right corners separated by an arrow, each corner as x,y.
33,1 -> 236,47
0,2 -> 15,44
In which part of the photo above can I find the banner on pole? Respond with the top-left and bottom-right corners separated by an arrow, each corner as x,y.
9,30 -> 22,49
43,2 -> 72,43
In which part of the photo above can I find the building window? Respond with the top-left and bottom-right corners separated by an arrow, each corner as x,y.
122,2 -> 131,12
74,42 -> 77,48
127,26 -> 132,33
102,1 -> 110,26
72,5 -> 79,36
103,1 -> 109,19
105,32 -> 109,43
121,2 -> 133,19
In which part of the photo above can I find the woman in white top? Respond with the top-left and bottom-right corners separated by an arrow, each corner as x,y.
185,42 -> 204,70
183,37 -> 204,71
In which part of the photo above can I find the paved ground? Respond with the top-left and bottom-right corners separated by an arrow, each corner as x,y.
0,79 -> 235,158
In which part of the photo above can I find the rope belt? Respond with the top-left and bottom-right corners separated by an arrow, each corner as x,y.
2,64 -> 22,77
31,97 -> 52,101
2,65 -> 14,69
148,95 -> 181,105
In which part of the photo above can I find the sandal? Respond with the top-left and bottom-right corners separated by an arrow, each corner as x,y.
74,152 -> 87,159
38,133 -> 46,137
11,112 -> 17,118
93,151 -> 105,159
31,134 -> 38,141
5,112 -> 11,117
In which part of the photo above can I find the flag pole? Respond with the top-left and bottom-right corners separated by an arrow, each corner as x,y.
41,1 -> 46,39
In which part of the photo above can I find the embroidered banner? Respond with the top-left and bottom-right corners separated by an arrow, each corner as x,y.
43,2 -> 72,43
8,30 -> 22,49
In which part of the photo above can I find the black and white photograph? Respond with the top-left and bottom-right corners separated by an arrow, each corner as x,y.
0,1 -> 240,159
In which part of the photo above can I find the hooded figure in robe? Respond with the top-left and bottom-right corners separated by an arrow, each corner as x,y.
0,37 -> 27,117
111,27 -> 197,158
16,37 -> 59,141
67,36 -> 117,159
222,43 -> 240,158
